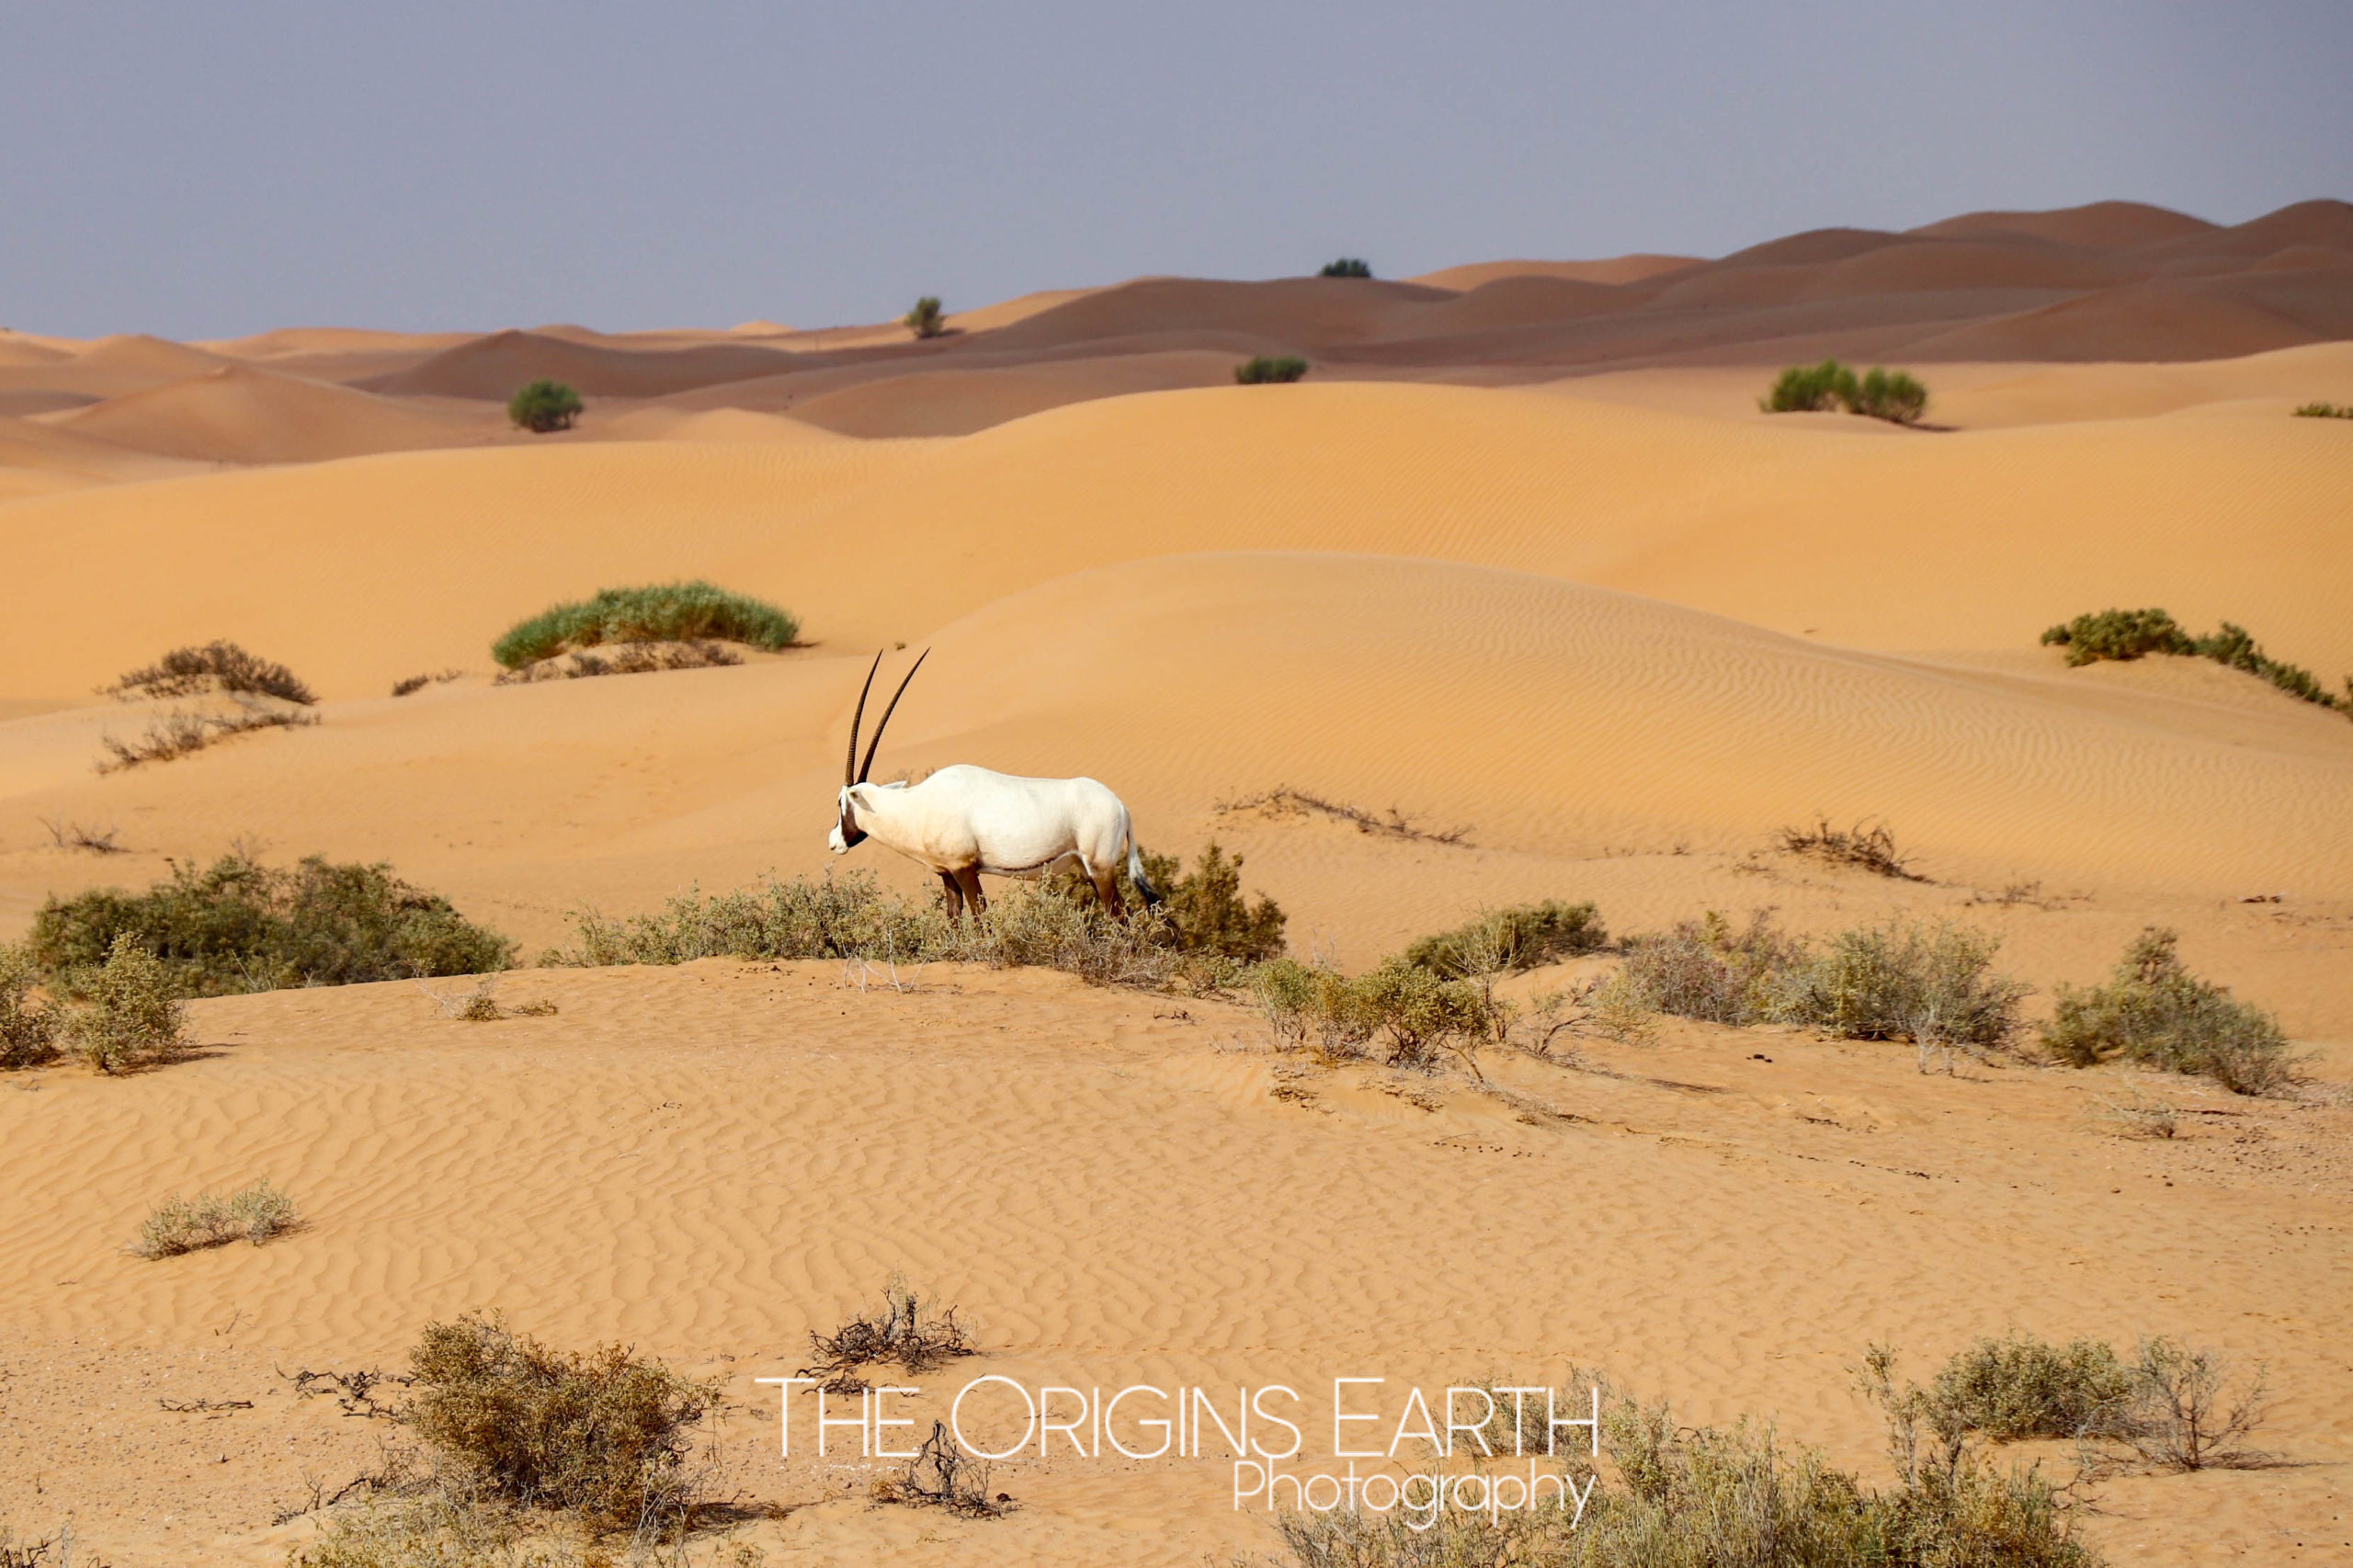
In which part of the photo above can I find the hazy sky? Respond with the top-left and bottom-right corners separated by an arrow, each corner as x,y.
5,2 -> 2347,338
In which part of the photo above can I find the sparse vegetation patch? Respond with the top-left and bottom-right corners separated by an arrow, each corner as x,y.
63,932 -> 188,1073
2041,926 -> 2299,1095
105,640 -> 316,705
98,702 -> 316,771
1776,815 -> 1925,880
1235,355 -> 1309,384
2291,401 -> 2352,417
31,852 -> 513,997
801,1276 -> 977,1393
1216,785 -> 1470,845
2040,607 -> 2349,715
131,1178 -> 298,1258
0,943 -> 58,1068
492,582 -> 798,669
494,639 -> 744,685
391,669 -> 464,698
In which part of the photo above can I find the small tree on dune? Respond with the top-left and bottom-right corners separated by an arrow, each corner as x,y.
506,379 -> 584,434
1319,258 -> 1373,278
904,296 -> 948,339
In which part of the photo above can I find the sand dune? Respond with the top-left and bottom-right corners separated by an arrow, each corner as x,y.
57,364 -> 483,464
784,349 -> 1245,437
1408,253 -> 1701,290
375,327 -> 812,399
1912,199 -> 2218,249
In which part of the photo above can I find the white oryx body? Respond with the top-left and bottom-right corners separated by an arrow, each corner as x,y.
825,653 -> 1160,919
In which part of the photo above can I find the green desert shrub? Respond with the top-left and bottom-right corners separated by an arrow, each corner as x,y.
1253,956 -> 1500,1069
406,1314 -> 717,1532
1404,900 -> 1606,978
1761,358 -> 1929,424
104,640 -> 317,705
1760,358 -> 1856,413
1613,913 -> 2028,1058
0,943 -> 58,1068
2291,401 -> 2351,418
1927,1334 -> 2132,1442
31,853 -> 512,997
1776,919 -> 2029,1061
506,379 -> 583,434
555,870 -> 942,968
904,295 -> 948,338
131,1178 -> 299,1258
2041,608 -> 2347,714
492,581 -> 799,668
65,932 -> 188,1073
1104,842 -> 1286,961
1235,355 -> 1309,384
1849,365 -> 1928,424
1318,257 -> 1374,278
2041,927 -> 2298,1095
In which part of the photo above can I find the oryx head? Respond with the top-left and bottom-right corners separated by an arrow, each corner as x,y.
828,648 -> 928,854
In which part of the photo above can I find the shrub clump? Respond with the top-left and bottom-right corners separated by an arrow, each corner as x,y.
492,582 -> 799,669
1122,842 -> 1287,961
2041,927 -> 2298,1095
2291,401 -> 2351,418
1318,258 -> 1373,278
801,1277 -> 977,1393
30,852 -> 514,998
1404,900 -> 1606,978
0,944 -> 59,1068
1926,1334 -> 2132,1442
904,296 -> 948,338
1776,816 -> 1923,880
1254,955 -> 1501,1071
1236,355 -> 1309,384
131,1178 -> 299,1258
2040,608 -> 2349,714
105,640 -> 316,705
64,932 -> 188,1073
506,380 -> 582,433
1760,358 -> 1928,424
1613,913 -> 2027,1063
406,1314 -> 717,1532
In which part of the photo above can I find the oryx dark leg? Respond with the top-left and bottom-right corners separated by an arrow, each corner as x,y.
1087,860 -> 1130,923
937,869 -> 965,921
953,865 -> 987,916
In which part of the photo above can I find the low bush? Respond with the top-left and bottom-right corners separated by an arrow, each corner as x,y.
2291,401 -> 2352,418
1254,956 -> 1501,1071
1404,900 -> 1606,978
506,380 -> 582,434
2109,1337 -> 2270,1471
492,582 -> 799,669
801,1276 -> 976,1393
1760,358 -> 1929,424
0,944 -> 58,1068
872,1419 -> 1006,1516
31,853 -> 513,997
1777,919 -> 2029,1068
406,1314 -> 716,1531
1236,355 -> 1309,384
131,1178 -> 299,1258
1318,257 -> 1373,278
105,640 -> 316,705
904,296 -> 947,338
2041,607 -> 2348,715
1926,1334 -> 2131,1442
1613,913 -> 2028,1062
2042,928 -> 2297,1095
1123,842 -> 1287,961
64,933 -> 188,1073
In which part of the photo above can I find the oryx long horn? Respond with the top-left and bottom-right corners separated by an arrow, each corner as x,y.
845,651 -> 884,786
858,648 -> 930,784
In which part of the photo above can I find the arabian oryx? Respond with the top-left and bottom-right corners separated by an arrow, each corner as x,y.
826,650 -> 1162,921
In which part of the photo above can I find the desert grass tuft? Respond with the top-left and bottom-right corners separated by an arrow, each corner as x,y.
491,583 -> 798,670
2042,927 -> 2299,1095
1404,901 -> 1607,978
131,1178 -> 298,1258
1215,786 -> 1471,846
97,702 -> 316,771
2291,401 -> 2352,418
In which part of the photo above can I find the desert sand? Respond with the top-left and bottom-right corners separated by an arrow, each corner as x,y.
1,199 -> 2349,1566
